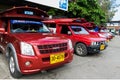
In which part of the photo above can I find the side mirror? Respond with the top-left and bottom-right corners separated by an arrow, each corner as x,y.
68,31 -> 72,35
49,28 -> 56,34
0,28 -> 5,34
49,29 -> 54,33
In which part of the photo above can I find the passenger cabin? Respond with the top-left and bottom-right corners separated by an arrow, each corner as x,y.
0,6 -> 49,33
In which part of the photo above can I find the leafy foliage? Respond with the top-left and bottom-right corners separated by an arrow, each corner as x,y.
47,0 -> 119,25
98,0 -> 120,21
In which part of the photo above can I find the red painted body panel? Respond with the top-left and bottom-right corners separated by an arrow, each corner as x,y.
81,21 -> 113,41
43,18 -> 107,46
43,18 -> 108,54
17,48 -> 73,74
11,33 -> 68,45
0,7 -> 73,75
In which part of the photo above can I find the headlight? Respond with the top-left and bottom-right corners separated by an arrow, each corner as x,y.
68,39 -> 73,49
98,33 -> 106,38
91,42 -> 98,45
21,42 -> 35,56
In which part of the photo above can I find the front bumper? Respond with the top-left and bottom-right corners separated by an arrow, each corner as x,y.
17,49 -> 73,74
87,44 -> 108,53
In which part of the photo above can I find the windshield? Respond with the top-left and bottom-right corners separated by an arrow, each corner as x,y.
71,26 -> 89,34
10,20 -> 50,33
86,27 -> 95,32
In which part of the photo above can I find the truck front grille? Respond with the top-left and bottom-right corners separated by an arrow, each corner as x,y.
38,43 -> 67,54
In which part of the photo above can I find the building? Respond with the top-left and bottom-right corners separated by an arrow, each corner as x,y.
107,21 -> 120,34
0,0 -> 50,12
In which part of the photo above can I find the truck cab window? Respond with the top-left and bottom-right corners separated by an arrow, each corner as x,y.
61,25 -> 70,34
71,26 -> 89,34
46,23 -> 56,33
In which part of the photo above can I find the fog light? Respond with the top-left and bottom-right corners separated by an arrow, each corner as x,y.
25,61 -> 31,66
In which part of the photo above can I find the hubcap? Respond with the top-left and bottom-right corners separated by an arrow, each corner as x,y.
77,46 -> 84,55
10,57 -> 15,73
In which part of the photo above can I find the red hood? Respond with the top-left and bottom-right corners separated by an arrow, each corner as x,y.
11,33 -> 68,45
74,34 -> 106,41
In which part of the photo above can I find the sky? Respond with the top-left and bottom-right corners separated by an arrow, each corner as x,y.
112,0 -> 120,21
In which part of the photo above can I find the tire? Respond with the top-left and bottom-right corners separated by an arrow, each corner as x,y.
8,51 -> 22,78
75,43 -> 87,56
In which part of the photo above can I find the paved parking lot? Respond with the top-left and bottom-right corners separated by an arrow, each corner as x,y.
0,36 -> 120,79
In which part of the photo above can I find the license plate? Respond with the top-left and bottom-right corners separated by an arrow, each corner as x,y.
100,44 -> 105,50
50,52 -> 65,64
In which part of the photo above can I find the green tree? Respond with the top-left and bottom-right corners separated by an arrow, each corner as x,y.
47,0 -> 119,25
98,0 -> 120,22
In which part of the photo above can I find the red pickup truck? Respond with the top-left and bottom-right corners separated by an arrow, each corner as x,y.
43,18 -> 108,56
82,21 -> 113,41
0,7 -> 73,78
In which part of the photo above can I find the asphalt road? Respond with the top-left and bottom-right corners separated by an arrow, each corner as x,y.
0,36 -> 120,79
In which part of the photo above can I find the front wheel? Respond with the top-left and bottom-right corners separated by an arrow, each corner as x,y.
75,43 -> 87,56
8,51 -> 22,78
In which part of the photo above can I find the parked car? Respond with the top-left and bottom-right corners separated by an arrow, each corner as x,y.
82,21 -> 113,42
43,18 -> 108,56
99,28 -> 114,41
0,7 -> 73,78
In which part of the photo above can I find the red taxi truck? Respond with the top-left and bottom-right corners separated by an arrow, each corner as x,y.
82,21 -> 113,41
0,7 -> 73,78
43,18 -> 108,56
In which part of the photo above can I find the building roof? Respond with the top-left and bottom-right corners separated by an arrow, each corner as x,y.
107,21 -> 120,23
0,0 -> 50,11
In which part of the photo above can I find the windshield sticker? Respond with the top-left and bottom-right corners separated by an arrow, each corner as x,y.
11,20 -> 42,24
71,26 -> 81,28
24,11 -> 33,15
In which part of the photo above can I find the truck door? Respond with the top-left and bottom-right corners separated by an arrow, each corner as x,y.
60,25 -> 75,44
